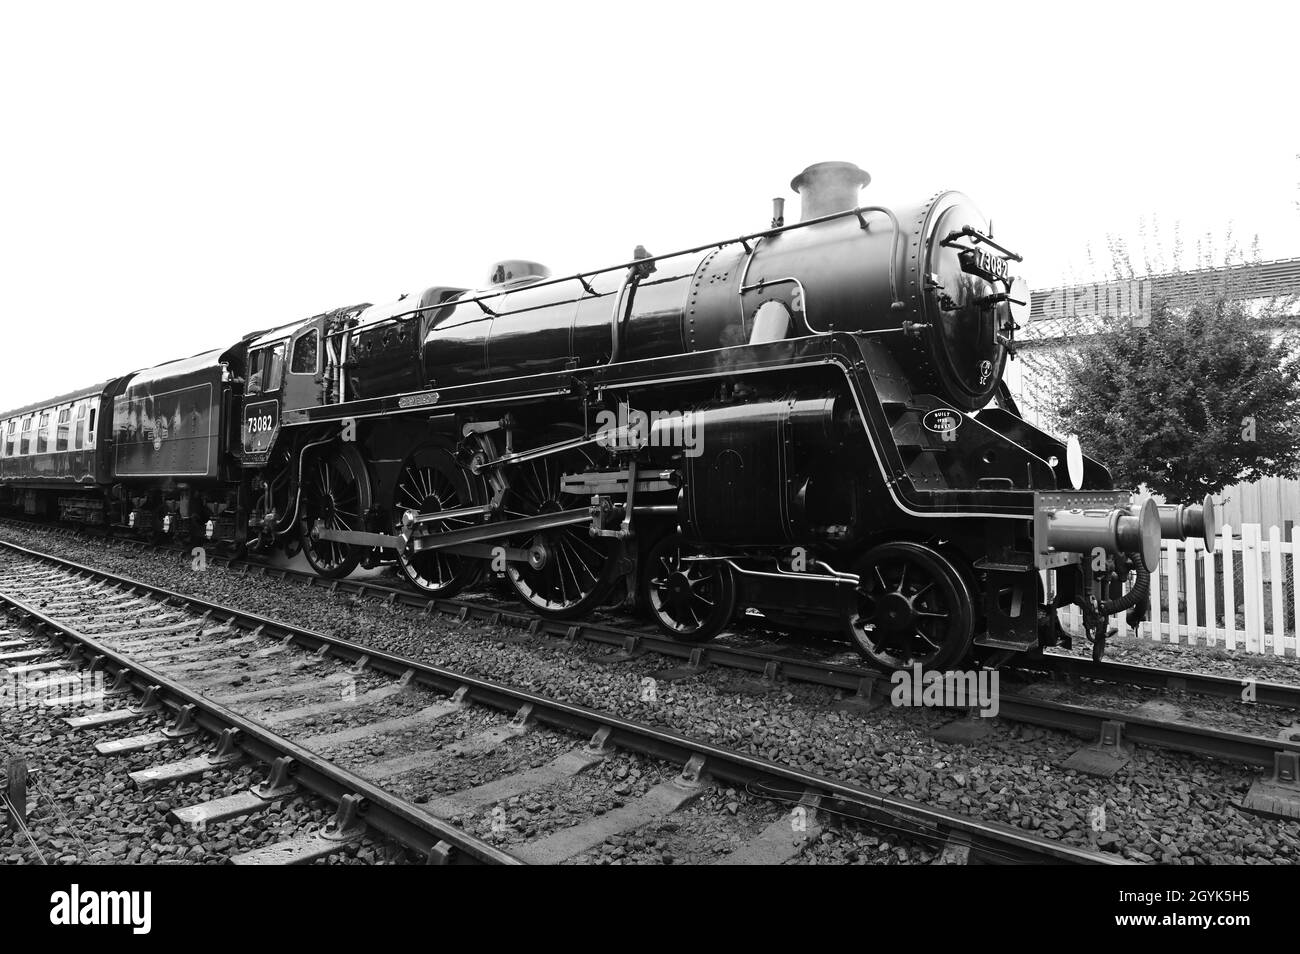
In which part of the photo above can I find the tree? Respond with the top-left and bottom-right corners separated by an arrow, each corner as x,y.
1049,296 -> 1300,501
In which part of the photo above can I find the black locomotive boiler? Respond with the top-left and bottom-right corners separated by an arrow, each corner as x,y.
0,161 -> 1213,671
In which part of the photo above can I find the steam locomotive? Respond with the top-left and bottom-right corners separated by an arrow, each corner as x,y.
0,162 -> 1215,670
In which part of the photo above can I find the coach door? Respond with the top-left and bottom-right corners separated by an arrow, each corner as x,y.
242,341 -> 285,459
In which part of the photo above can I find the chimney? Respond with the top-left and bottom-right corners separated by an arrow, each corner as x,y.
790,161 -> 871,222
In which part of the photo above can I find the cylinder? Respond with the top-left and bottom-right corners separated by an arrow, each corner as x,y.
1046,498 -> 1161,572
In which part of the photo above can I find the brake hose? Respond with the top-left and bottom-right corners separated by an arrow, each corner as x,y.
1098,558 -> 1151,625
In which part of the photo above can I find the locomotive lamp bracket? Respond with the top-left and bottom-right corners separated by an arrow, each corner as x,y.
940,225 -> 1024,263
976,291 -> 1023,309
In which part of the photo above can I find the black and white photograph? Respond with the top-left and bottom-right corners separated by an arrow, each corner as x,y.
0,0 -> 1295,927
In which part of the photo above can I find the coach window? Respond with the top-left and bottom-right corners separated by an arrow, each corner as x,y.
74,403 -> 86,450
56,406 -> 71,451
291,330 -> 319,374
1,420 -> 11,457
19,416 -> 32,455
87,407 -> 96,446
36,412 -> 50,454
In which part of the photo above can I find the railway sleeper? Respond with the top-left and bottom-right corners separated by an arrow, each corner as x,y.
1061,720 -> 1132,778
169,755 -> 300,829
129,728 -> 245,788
512,754 -> 708,865
227,795 -> 369,866
714,791 -> 823,866
1242,751 -> 1300,821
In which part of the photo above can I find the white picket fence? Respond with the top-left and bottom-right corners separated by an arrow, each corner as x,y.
1053,523 -> 1299,657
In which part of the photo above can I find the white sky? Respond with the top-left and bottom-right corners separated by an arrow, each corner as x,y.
2,0 -> 1297,410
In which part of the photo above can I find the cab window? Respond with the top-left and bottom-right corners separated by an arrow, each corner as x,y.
246,343 -> 286,395
266,343 -> 286,391
246,349 -> 265,396
88,407 -> 96,445
291,330 -> 319,374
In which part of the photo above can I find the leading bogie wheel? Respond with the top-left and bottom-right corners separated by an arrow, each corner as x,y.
640,533 -> 737,642
843,541 -> 975,671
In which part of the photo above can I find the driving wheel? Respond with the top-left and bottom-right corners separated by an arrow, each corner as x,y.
391,442 -> 483,598
502,427 -> 619,619
298,442 -> 372,578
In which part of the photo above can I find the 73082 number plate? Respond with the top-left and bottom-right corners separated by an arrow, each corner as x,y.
242,399 -> 279,455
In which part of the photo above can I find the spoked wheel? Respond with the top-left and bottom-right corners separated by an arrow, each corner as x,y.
502,428 -> 619,619
640,533 -> 737,642
391,442 -> 483,598
844,541 -> 975,671
298,443 -> 372,578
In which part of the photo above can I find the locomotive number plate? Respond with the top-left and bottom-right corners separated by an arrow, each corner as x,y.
960,247 -> 1010,283
243,399 -> 280,455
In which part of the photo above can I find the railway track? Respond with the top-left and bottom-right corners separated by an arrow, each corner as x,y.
0,538 -> 1117,865
12,517 -> 1300,706
6,521 -> 1297,775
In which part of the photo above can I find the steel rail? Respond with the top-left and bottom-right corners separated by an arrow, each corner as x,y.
0,538 -> 1119,865
6,525 -> 1300,768
1023,653 -> 1300,710
0,588 -> 520,866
